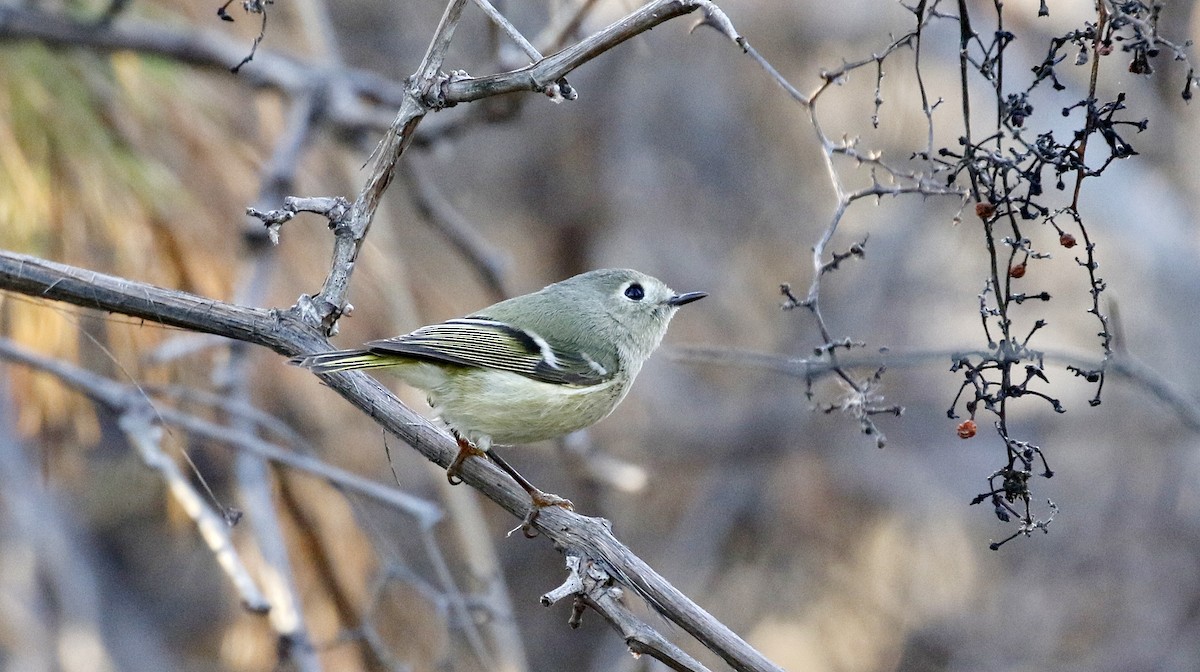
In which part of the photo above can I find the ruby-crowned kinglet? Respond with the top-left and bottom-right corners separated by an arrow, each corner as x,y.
292,268 -> 705,531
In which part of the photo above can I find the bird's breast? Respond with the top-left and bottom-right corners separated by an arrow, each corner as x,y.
428,368 -> 630,447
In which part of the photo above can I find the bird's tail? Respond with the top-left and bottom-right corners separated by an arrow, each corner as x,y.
290,349 -> 397,374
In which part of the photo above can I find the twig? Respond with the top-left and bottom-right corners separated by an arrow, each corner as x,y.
673,344 -> 1200,433
301,0 -> 470,334
215,59 -> 342,667
161,407 -> 443,526
403,154 -> 511,302
435,470 -> 531,671
0,337 -> 271,612
542,0 -> 602,52
440,0 -> 742,105
420,529 -> 498,669
0,386 -> 130,671
0,6 -> 406,112
120,409 -> 273,612
543,555 -> 713,672
471,0 -> 542,63
0,338 -> 443,525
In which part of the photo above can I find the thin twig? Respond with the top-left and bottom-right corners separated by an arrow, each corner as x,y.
0,338 -> 443,525
403,154 -> 511,302
440,0 -> 743,104
119,410 -> 272,612
0,338 -> 271,612
673,344 -> 1200,433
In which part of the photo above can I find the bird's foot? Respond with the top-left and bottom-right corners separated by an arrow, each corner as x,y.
516,489 -> 574,538
446,435 -> 487,485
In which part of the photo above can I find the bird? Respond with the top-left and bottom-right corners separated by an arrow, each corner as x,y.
292,268 -> 706,533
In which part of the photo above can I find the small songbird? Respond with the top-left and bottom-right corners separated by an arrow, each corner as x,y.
292,268 -> 706,532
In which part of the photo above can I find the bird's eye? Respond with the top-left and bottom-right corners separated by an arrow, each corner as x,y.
624,283 -> 645,301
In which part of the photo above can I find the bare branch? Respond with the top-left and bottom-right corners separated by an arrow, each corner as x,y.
441,0 -> 742,104
471,0 -> 543,63
0,337 -> 271,612
403,155 -> 512,302
119,410 -> 272,612
0,5 -> 406,111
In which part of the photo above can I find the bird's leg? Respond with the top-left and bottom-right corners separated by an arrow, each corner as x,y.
446,433 -> 486,485
486,449 -> 573,538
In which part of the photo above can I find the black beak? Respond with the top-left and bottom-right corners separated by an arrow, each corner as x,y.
666,291 -> 707,307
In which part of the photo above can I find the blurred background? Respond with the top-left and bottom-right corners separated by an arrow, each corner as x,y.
1,0 -> 1199,670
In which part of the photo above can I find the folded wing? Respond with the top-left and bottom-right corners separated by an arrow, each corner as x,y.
366,318 -> 613,386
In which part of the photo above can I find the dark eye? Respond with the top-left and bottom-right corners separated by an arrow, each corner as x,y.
624,283 -> 645,301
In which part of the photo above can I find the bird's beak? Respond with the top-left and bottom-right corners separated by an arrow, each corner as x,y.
666,291 -> 707,307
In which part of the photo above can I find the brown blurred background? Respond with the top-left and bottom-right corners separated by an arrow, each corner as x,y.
2,0 -> 1199,670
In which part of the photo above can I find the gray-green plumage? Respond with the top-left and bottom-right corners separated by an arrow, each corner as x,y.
292,268 -> 705,450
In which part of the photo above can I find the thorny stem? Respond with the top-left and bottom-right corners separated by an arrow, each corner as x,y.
1071,2 -> 1109,210
956,0 -> 980,200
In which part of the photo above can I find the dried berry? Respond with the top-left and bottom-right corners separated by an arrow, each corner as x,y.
1059,233 -> 1077,248
975,202 -> 996,220
1009,263 -> 1027,278
957,420 -> 978,439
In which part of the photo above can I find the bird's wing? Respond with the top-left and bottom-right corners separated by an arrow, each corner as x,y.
365,318 -> 614,386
